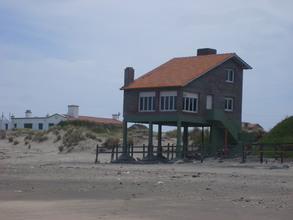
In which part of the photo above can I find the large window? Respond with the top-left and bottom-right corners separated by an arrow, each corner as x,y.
183,92 -> 198,112
139,92 -> 155,112
225,97 -> 234,111
226,69 -> 234,83
24,123 -> 33,129
160,91 -> 177,111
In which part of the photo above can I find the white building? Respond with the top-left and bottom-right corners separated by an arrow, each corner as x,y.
10,112 -> 67,130
0,114 -> 12,130
0,105 -> 122,130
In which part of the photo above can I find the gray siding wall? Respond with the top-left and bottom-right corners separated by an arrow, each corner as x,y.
182,59 -> 243,121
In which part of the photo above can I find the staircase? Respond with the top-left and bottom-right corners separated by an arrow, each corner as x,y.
206,109 -> 239,141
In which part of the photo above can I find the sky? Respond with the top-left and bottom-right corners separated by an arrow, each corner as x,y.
0,0 -> 292,131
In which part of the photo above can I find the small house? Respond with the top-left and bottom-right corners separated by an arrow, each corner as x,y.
120,48 -> 252,159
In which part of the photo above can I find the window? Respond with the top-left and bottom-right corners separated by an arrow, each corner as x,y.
226,69 -> 234,83
49,123 -> 54,128
139,92 -> 155,112
39,123 -> 43,130
225,97 -> 234,111
160,91 -> 177,111
206,95 -> 213,109
183,92 -> 198,112
24,123 -> 33,129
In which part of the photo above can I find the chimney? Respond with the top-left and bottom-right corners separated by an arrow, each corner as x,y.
124,67 -> 134,87
112,113 -> 120,120
68,105 -> 79,118
25,110 -> 32,118
197,48 -> 217,56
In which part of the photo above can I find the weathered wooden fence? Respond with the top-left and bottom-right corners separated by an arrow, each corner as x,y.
94,144 -> 241,163
242,143 -> 293,163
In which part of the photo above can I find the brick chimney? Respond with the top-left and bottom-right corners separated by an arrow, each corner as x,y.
197,48 -> 217,56
124,67 -> 134,87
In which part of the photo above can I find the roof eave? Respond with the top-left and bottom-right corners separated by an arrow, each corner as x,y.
121,85 -> 181,90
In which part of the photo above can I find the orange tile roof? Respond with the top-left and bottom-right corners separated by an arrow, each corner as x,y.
121,53 -> 251,90
68,116 -> 122,125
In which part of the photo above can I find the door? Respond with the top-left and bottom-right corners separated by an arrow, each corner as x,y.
206,95 -> 213,109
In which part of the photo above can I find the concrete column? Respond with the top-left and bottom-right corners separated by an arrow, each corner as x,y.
176,121 -> 182,158
148,122 -> 154,156
183,126 -> 188,158
210,124 -> 224,156
122,121 -> 128,155
157,124 -> 162,157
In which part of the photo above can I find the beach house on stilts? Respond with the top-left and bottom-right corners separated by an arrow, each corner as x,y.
119,48 -> 252,162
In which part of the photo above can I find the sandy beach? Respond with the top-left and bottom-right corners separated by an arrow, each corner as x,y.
1,138 -> 292,220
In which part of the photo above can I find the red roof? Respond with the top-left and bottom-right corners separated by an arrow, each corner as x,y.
121,53 -> 251,90
68,116 -> 122,125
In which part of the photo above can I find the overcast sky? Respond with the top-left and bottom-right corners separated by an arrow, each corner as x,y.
1,0 -> 292,131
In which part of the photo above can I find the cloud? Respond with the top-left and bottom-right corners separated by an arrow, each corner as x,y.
0,0 -> 292,129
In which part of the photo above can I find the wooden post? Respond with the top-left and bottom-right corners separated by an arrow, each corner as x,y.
224,128 -> 228,156
171,144 -> 174,159
95,144 -> 99,164
111,147 -> 115,161
260,144 -> 264,163
167,143 -> 170,160
143,144 -> 146,158
201,127 -> 204,145
242,144 -> 246,163
200,144 -> 204,163
131,145 -> 134,158
115,146 -> 119,160
281,145 -> 284,163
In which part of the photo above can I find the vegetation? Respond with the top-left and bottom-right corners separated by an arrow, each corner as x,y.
189,128 -> 210,146
257,116 -> 293,157
103,137 -> 120,148
58,120 -> 122,134
259,116 -> 293,143
0,130 -> 6,139
164,129 -> 177,139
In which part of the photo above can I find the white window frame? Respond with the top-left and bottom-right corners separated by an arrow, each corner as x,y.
160,91 -> 177,111
226,69 -> 234,83
139,92 -> 155,112
183,92 -> 198,113
225,97 -> 234,112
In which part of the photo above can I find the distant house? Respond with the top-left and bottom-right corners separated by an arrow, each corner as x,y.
67,105 -> 122,125
0,114 -> 11,130
120,48 -> 252,158
1,105 -> 122,130
11,112 -> 67,130
242,122 -> 264,132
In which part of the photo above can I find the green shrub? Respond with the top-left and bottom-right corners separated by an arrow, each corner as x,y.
103,137 -> 120,148
58,120 -> 122,134
54,135 -> 61,143
8,137 -> 13,142
13,140 -> 19,145
62,127 -> 86,149
0,130 -> 6,139
164,129 -> 177,138
34,131 -> 48,142
258,116 -> 293,157
58,145 -> 64,152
